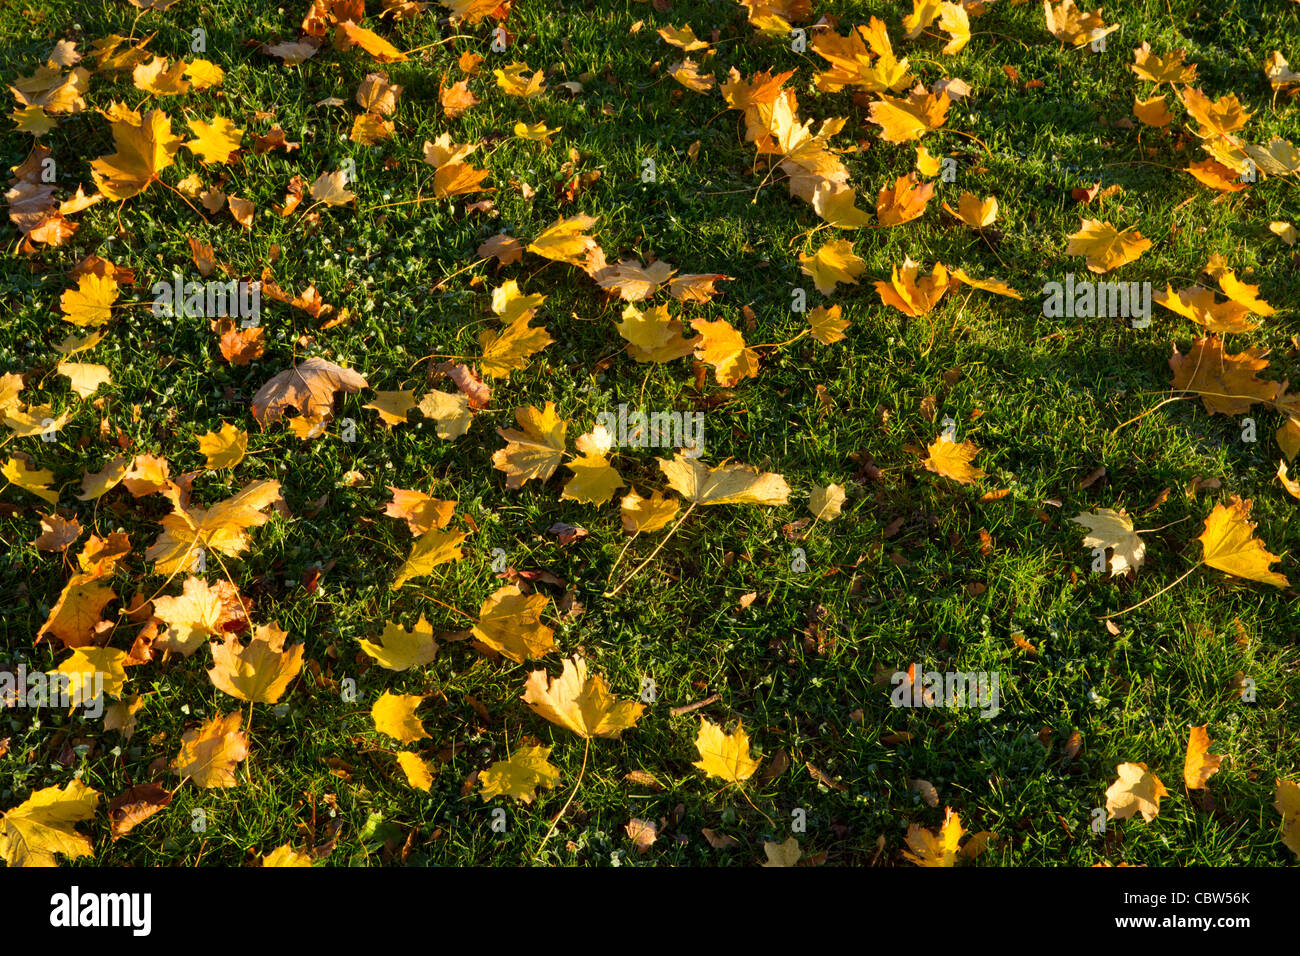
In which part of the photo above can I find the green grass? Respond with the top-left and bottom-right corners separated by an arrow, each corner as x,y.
1,0 -> 1298,867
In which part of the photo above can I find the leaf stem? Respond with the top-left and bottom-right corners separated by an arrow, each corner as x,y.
534,736 -> 588,860
604,502 -> 696,597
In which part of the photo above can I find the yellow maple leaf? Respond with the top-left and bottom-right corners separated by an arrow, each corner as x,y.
945,191 -> 998,228
521,656 -> 644,739
396,752 -> 433,790
416,390 -> 472,439
262,844 -> 313,867
153,576 -> 248,656
172,711 -> 249,788
479,744 -> 561,803
37,577 -> 114,648
371,691 -> 429,743
811,182 -> 872,229
0,779 -> 100,867
1198,496 -> 1288,588
309,169 -> 356,206
471,585 -> 555,663
479,313 -> 553,379
351,112 -> 395,145
494,61 -> 545,98
527,214 -> 599,264
337,20 -> 408,62
1043,1 -> 1119,47
56,361 -> 111,399
60,273 -> 118,327
922,434 -> 985,484
948,268 -> 1022,300
50,646 -> 127,705
146,478 -> 285,574
391,527 -> 467,590
207,622 -> 304,703
875,258 -> 950,316
693,718 -> 762,783
1133,94 -> 1174,127
1186,158 -> 1248,193
1105,762 -> 1169,822
493,402 -> 568,489
903,807 -> 967,866
809,483 -> 846,520
876,173 -> 934,226
670,58 -> 715,92
692,318 -> 760,386
799,239 -> 866,295
1131,43 -> 1197,84
808,304 -> 848,344
196,422 -> 247,469
1218,271 -> 1276,316
1275,779 -> 1300,858
1184,724 -> 1223,790
658,24 -> 709,51
562,452 -> 625,505
1178,86 -> 1251,138
1066,218 -> 1152,273
938,2 -> 970,54
360,616 -> 438,670
1168,336 -> 1277,415
133,56 -> 190,95
659,453 -> 791,506
3,456 -> 59,504
1070,508 -> 1145,576
383,487 -> 456,535
868,86 -> 949,142
621,488 -> 681,533
90,108 -> 183,200
185,116 -> 243,164
616,303 -> 699,363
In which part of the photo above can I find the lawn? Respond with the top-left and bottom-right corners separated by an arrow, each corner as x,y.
1,0 -> 1298,868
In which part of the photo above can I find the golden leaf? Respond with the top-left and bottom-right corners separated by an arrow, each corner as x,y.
1105,762 -> 1168,822
172,711 -> 249,788
1198,495 -> 1288,588
658,453 -> 791,506
0,780 -> 99,867
492,403 -> 568,489
1184,724 -> 1223,790
391,528 -> 467,590
396,752 -> 433,790
922,434 -> 985,484
1168,336 -> 1277,415
89,108 -> 182,200
693,718 -> 762,783
692,318 -> 760,386
196,422 -> 248,469
371,691 -> 429,743
799,239 -> 866,295
207,622 -> 304,703
479,744 -> 561,803
562,453 -> 625,505
1066,219 -> 1152,273
521,656 -> 644,739
621,488 -> 681,533
360,616 -> 438,671
1069,508 -> 1145,576
471,585 -> 555,663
